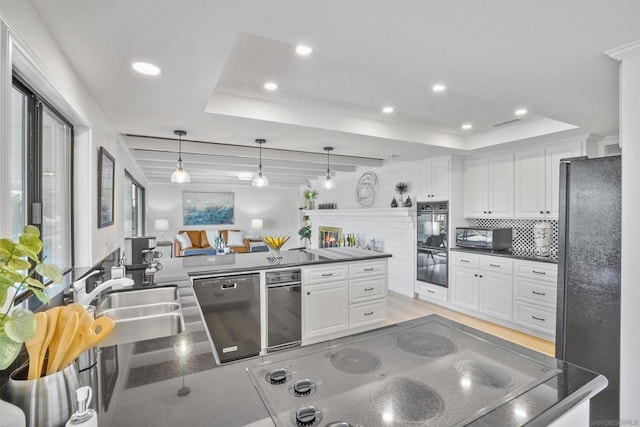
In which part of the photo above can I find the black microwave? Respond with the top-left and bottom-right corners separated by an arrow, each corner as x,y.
455,227 -> 513,250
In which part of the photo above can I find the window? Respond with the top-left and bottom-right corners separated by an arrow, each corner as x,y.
124,171 -> 145,237
11,76 -> 73,282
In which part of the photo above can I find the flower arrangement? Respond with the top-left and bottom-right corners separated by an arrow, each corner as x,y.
395,182 -> 408,202
0,226 -> 63,369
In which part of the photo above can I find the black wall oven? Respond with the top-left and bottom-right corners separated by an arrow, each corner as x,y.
417,201 -> 448,287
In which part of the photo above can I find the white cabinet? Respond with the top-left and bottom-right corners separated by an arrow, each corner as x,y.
512,260 -> 557,337
302,259 -> 388,343
415,157 -> 450,201
514,141 -> 583,218
450,254 -> 513,321
464,153 -> 514,218
304,280 -> 349,339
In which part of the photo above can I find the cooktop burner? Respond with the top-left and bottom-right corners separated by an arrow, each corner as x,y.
266,368 -> 291,384
393,330 -> 457,357
457,359 -> 515,389
370,377 -> 444,423
329,347 -> 382,375
289,379 -> 317,397
292,406 -> 322,426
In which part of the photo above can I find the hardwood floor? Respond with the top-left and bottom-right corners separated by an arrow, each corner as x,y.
385,291 -> 555,356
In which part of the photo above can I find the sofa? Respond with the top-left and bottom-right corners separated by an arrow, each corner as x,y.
174,230 -> 217,257
219,229 -> 251,253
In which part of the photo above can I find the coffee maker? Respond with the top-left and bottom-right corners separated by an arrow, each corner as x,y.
124,237 -> 163,284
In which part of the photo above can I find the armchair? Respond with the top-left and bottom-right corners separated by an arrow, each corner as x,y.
219,229 -> 251,253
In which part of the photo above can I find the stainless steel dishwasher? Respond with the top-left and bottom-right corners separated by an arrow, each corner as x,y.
192,273 -> 260,363
266,269 -> 302,352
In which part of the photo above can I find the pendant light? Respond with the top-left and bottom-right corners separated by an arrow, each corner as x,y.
252,138 -> 269,187
322,146 -> 336,190
171,130 -> 190,183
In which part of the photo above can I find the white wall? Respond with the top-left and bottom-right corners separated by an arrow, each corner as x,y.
611,41 -> 640,422
0,2 -> 147,267
146,183 -> 300,247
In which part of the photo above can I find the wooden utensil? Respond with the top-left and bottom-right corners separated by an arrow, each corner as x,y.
41,307 -> 60,374
25,312 -> 47,380
46,308 -> 79,375
87,317 -> 115,347
67,302 -> 94,328
59,324 -> 92,369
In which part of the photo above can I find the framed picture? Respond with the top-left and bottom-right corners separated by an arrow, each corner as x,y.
98,146 -> 115,228
183,192 -> 234,225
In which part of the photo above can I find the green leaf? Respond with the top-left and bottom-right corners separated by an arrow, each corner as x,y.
36,263 -> 63,283
0,238 -> 15,260
25,277 -> 44,289
0,332 -> 22,370
7,258 -> 31,271
4,308 -> 35,343
0,275 -> 16,286
0,269 -> 26,284
16,237 -> 41,260
0,283 -> 8,307
22,225 -> 40,237
29,288 -> 49,304
10,243 -> 37,260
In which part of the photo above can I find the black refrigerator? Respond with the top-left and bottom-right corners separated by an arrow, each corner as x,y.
556,155 -> 621,423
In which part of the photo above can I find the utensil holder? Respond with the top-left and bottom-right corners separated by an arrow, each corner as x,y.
1,363 -> 80,427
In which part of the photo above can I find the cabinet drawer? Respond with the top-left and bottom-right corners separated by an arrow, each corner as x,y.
350,276 -> 387,303
479,256 -> 513,274
349,300 -> 387,328
514,277 -> 556,308
417,283 -> 448,304
303,264 -> 349,285
349,260 -> 387,279
451,252 -> 479,268
514,261 -> 557,283
514,301 -> 556,334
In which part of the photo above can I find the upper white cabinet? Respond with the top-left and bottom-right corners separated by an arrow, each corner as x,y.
464,153 -> 514,218
415,157 -> 450,201
514,141 -> 583,218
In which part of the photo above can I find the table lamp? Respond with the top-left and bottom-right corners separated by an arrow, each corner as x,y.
251,218 -> 263,238
154,219 -> 170,241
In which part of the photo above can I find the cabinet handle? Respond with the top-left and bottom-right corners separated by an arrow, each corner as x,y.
489,263 -> 501,268
488,211 -> 492,214
532,290 -> 546,296
474,274 -> 478,277
483,211 -> 487,214
364,311 -> 374,316
531,315 -> 546,322
546,211 -> 550,214
364,268 -> 375,272
532,270 -> 546,275
539,210 -> 544,214
364,287 -> 374,291
479,275 -> 483,278
460,259 -> 470,263
427,290 -> 435,294
321,273 -> 334,277
307,292 -> 310,295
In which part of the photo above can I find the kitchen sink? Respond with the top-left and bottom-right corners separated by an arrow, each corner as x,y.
95,285 -> 184,347
97,285 -> 179,311
97,312 -> 185,347
98,302 -> 181,321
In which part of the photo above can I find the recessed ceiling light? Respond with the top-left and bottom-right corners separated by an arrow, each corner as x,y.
132,62 -> 161,76
382,106 -> 394,114
264,82 -> 278,91
461,123 -> 473,130
432,84 -> 446,93
515,108 -> 528,116
238,172 -> 253,181
295,45 -> 313,56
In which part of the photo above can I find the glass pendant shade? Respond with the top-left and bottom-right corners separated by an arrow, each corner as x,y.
322,146 -> 336,190
171,130 -> 190,183
252,139 -> 269,187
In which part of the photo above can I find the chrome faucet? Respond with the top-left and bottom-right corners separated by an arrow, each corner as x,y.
72,270 -> 134,307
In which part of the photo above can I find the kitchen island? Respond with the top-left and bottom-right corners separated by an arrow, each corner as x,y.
96,279 -> 606,426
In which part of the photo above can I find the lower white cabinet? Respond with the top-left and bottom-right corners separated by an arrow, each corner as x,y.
512,260 -> 557,337
513,301 -> 556,335
451,267 -> 479,311
478,272 -> 512,321
304,280 -> 349,339
302,260 -> 388,342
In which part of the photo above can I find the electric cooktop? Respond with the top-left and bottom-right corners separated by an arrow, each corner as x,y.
247,317 -> 561,427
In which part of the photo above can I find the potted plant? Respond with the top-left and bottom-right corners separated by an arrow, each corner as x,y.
298,215 -> 312,248
303,187 -> 319,210
0,225 -> 63,370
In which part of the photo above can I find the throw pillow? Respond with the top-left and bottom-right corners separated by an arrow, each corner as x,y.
226,230 -> 245,247
205,229 -> 219,248
175,232 -> 193,249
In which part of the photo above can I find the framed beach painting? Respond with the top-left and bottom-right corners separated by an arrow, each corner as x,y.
98,146 -> 115,228
183,192 -> 234,225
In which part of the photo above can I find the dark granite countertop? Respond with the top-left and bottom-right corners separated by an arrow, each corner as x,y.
94,281 -> 605,427
450,247 -> 558,264
182,247 -> 392,277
